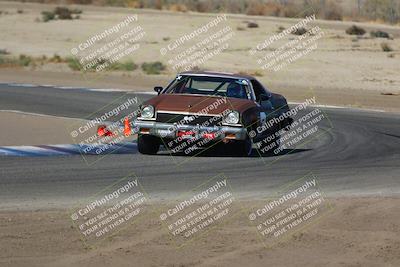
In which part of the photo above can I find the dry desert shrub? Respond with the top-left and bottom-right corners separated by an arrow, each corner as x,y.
323,0 -> 343,21
363,0 -> 400,24
66,0 -> 93,4
346,25 -> 366,35
169,4 -> 188,12
277,26 -> 285,33
54,6 -> 73,19
141,61 -> 166,75
264,3 -> 282,16
41,11 -> 55,22
0,54 -> 33,67
281,3 -> 305,18
238,70 -> 263,77
153,0 -> 163,10
246,1 -> 267,16
193,1 -> 213,13
291,27 -> 308,35
49,54 -> 63,63
189,66 -> 204,72
247,21 -> 259,28
41,6 -> 82,22
370,30 -> 390,38
246,2 -> 282,16
380,42 -> 393,52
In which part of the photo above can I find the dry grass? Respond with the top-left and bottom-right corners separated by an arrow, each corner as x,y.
370,30 -> 390,39
238,70 -> 263,77
168,3 -> 188,13
346,25 -> 366,35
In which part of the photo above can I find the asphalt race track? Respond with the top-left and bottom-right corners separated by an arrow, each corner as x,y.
1,83 -> 399,209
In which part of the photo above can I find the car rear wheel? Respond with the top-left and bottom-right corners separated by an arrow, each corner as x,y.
137,135 -> 160,155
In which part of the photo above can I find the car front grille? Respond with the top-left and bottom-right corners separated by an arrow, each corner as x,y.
156,112 -> 223,126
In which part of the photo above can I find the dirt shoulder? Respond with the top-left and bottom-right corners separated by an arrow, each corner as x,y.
0,197 -> 399,267
0,111 -> 86,146
0,68 -> 169,92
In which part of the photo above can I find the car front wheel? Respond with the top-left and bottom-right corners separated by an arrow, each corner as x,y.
137,135 -> 160,155
233,136 -> 253,157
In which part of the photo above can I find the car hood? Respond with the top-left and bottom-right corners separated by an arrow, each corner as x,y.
144,94 -> 256,114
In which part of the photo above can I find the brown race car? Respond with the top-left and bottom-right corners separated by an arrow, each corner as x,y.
134,71 -> 293,156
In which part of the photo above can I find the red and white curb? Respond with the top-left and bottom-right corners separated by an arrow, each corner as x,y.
0,142 -> 137,157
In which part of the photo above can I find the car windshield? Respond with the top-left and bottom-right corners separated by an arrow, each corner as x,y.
164,75 -> 251,100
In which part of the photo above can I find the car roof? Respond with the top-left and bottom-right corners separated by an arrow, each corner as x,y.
178,71 -> 255,80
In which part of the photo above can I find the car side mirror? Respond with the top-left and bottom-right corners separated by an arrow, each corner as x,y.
154,86 -> 163,95
259,94 -> 273,110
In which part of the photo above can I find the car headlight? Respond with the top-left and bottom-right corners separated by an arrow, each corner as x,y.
140,105 -> 154,119
223,111 -> 240,124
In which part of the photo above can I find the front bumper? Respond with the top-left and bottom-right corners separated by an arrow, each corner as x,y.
134,120 -> 247,140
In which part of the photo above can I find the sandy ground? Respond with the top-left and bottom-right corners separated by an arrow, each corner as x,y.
0,111 -> 137,146
0,198 -> 399,267
0,111 -> 86,146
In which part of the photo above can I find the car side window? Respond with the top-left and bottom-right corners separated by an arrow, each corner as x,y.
170,78 -> 189,93
250,79 -> 266,102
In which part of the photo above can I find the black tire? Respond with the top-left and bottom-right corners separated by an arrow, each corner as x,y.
137,135 -> 160,155
232,136 -> 253,157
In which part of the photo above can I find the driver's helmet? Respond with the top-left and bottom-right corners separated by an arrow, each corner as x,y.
226,82 -> 246,99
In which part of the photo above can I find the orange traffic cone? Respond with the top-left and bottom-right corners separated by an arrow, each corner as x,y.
124,117 -> 131,137
97,125 -> 106,137
97,125 -> 115,137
